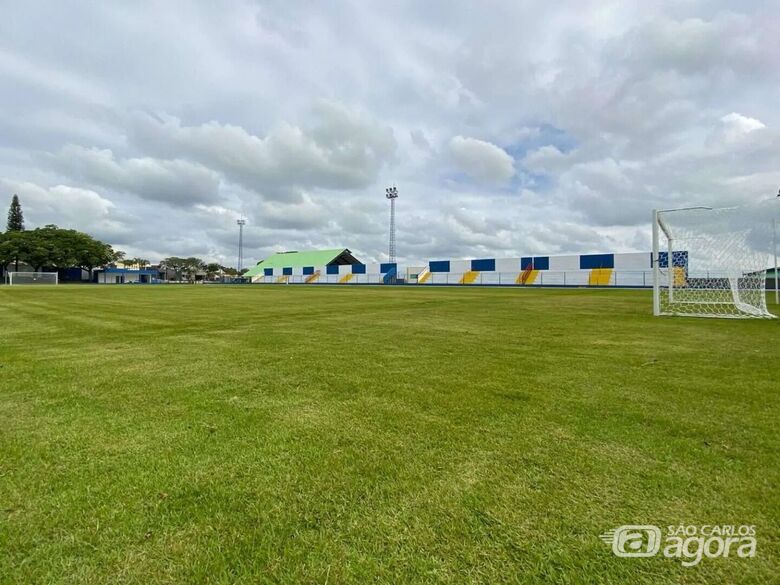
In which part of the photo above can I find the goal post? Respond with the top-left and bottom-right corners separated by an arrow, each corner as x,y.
5,272 -> 59,285
652,200 -> 778,319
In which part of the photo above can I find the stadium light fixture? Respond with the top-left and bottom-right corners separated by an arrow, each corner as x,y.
385,186 -> 399,263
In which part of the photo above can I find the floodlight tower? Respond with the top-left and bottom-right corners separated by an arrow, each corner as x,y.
385,185 -> 398,263
774,188 -> 779,305
236,218 -> 246,272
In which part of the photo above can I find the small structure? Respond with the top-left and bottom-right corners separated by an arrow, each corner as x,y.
244,249 -> 360,282
94,267 -> 158,284
243,249 -> 403,284
59,267 -> 91,282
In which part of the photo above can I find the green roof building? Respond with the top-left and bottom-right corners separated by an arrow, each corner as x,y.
244,249 -> 361,278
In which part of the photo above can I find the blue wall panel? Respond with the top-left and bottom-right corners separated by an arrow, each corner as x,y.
471,258 -> 495,271
580,254 -> 614,269
352,264 -> 366,274
521,257 -> 549,270
326,264 -> 339,275
283,267 -> 293,276
302,266 -> 314,275
63,267 -> 85,281
264,268 -> 273,276
382,266 -> 397,284
429,260 -> 450,273
380,262 -> 397,273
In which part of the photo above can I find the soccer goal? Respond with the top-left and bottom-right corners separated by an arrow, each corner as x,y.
652,200 -> 778,319
5,272 -> 59,285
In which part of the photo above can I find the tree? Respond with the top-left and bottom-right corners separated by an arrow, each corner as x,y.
74,235 -> 120,274
160,257 -> 186,281
159,257 -> 205,283
205,262 -> 222,280
0,225 -> 118,274
6,194 -> 24,232
182,257 -> 206,283
0,230 -> 32,272
22,226 -> 60,271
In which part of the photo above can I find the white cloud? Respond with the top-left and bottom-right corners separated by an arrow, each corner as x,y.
47,145 -> 221,206
128,101 -> 396,201
449,136 -> 515,184
0,179 -> 128,240
1,2 -> 780,265
522,145 -> 568,174
718,112 -> 766,143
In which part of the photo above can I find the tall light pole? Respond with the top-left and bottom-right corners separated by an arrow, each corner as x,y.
385,185 -> 398,263
774,189 -> 779,305
237,218 -> 246,272
773,216 -> 778,305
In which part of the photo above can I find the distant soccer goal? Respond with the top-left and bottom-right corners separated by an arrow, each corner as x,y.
5,272 -> 59,285
652,200 -> 778,319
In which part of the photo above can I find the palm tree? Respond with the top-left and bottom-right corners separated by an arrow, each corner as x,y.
113,250 -> 126,267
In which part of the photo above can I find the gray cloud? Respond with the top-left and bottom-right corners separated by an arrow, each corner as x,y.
128,100 -> 396,202
46,145 -> 221,206
1,1 -> 779,266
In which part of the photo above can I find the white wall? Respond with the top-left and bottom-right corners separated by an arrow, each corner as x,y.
548,255 -> 580,271
449,260 -> 470,274
250,253 -> 655,287
614,252 -> 650,271
495,258 -> 520,272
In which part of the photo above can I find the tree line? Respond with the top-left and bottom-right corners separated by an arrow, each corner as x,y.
158,257 -> 243,282
2,195 -> 246,280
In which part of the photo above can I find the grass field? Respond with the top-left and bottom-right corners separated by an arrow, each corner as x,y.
0,285 -> 778,583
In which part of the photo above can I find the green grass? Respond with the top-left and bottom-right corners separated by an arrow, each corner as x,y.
0,285 -> 777,583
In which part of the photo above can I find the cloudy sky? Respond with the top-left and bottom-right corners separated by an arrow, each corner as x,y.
2,1 -> 779,266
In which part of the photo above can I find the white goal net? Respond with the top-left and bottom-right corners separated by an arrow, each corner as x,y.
5,272 -> 59,285
653,200 -> 778,319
